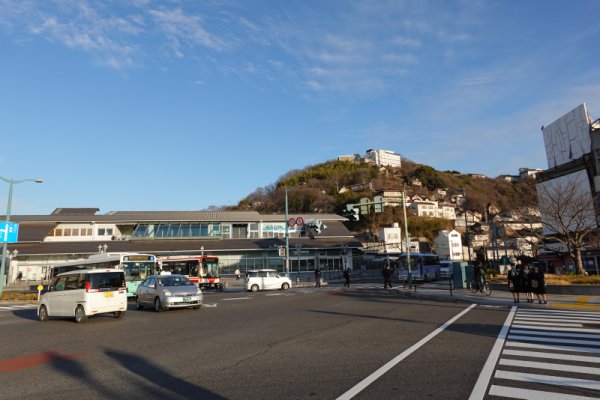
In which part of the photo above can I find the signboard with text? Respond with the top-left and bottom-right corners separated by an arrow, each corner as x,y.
0,222 -> 19,243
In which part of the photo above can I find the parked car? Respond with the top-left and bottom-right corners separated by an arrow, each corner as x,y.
136,274 -> 202,312
38,269 -> 127,323
245,269 -> 292,292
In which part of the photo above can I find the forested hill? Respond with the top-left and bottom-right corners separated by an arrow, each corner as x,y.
231,159 -> 538,218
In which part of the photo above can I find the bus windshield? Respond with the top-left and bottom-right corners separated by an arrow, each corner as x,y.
203,259 -> 219,278
122,261 -> 157,281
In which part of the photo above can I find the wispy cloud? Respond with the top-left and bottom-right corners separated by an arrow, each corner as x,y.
148,8 -> 229,57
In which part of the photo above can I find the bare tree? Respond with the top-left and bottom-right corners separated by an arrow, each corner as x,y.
536,178 -> 598,275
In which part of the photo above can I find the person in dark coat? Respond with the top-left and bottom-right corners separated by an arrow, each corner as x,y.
530,265 -> 547,304
343,268 -> 351,287
525,264 -> 534,303
507,264 -> 520,303
314,267 -> 321,288
474,263 -> 484,292
383,264 -> 393,289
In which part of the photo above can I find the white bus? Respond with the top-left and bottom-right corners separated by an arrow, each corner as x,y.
50,253 -> 159,297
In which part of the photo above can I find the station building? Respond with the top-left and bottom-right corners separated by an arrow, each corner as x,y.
4,208 -> 361,283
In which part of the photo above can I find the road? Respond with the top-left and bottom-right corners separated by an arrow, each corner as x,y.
0,283 -> 598,399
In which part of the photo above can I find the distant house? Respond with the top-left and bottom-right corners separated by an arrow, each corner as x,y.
519,167 -> 544,180
411,178 -> 422,186
469,173 -> 487,179
498,174 -> 519,183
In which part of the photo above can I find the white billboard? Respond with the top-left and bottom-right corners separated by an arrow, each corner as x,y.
542,104 -> 591,168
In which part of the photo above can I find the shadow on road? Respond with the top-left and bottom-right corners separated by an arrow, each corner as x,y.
105,349 -> 227,400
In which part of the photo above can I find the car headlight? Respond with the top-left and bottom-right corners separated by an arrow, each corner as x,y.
164,291 -> 172,296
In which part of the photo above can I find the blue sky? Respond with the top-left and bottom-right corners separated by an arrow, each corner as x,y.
2,0 -> 600,215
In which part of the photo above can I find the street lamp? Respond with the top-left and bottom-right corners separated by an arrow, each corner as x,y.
284,188 -> 291,277
462,188 -> 472,263
0,176 -> 43,295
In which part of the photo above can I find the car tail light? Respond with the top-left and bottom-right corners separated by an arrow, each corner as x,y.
85,281 -> 98,293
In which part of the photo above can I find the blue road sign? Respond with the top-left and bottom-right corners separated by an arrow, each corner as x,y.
0,222 -> 19,243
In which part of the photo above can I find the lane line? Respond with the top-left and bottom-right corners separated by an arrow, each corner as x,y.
336,303 -> 478,400
489,385 -> 600,400
468,305 -> 517,400
515,317 -> 598,324
515,314 -> 600,322
494,370 -> 600,391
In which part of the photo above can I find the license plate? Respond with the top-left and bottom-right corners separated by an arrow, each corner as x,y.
103,292 -> 114,298
183,297 -> 191,302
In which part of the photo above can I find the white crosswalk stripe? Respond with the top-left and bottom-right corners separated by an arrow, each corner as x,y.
484,308 -> 600,399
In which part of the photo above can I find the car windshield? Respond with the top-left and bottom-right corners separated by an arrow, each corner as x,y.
158,276 -> 193,287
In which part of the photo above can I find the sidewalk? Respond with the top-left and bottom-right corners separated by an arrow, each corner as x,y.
391,281 -> 600,310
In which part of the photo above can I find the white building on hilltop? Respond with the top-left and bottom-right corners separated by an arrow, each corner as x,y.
365,149 -> 402,168
434,230 -> 463,261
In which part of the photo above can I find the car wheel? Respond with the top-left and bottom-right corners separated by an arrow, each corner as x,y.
154,297 -> 163,312
250,284 -> 259,292
39,305 -> 49,322
74,305 -> 87,323
114,311 -> 125,319
136,296 -> 143,311
281,282 -> 290,290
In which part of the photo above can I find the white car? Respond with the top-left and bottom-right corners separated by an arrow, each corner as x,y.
245,269 -> 292,292
38,269 -> 127,323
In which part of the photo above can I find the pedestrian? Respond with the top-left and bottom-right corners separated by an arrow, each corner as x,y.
235,268 -> 241,280
507,263 -> 520,303
314,267 -> 321,288
383,263 -> 393,289
343,268 -> 351,287
525,264 -> 534,303
17,271 -> 22,283
474,262 -> 484,292
530,265 -> 548,304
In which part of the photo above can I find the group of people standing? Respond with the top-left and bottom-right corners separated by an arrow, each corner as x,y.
508,261 -> 548,304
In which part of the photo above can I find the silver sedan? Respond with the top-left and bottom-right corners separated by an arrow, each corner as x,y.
136,274 -> 203,312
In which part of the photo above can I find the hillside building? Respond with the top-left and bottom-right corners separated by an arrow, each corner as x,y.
365,149 -> 402,168
434,230 -> 463,261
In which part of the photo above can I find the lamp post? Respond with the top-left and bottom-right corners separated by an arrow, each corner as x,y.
284,188 -> 290,277
0,176 -> 43,295
462,188 -> 472,263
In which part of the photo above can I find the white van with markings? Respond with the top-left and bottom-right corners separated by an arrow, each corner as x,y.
38,269 -> 127,323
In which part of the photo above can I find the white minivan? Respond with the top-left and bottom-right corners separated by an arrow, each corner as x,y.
38,269 -> 127,323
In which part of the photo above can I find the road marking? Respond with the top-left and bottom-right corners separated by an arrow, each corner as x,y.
202,303 -> 217,308
0,351 -> 86,373
489,385 -> 599,400
508,334 -> 600,346
503,349 -> 600,364
0,305 -> 37,311
336,303 -> 477,400
510,329 -> 600,340
468,305 -> 517,400
515,316 -> 598,324
506,340 -> 600,354
512,324 -> 600,334
221,297 -> 252,301
515,318 -> 583,328
514,309 -> 600,317
494,370 -> 600,391
499,358 -> 600,375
